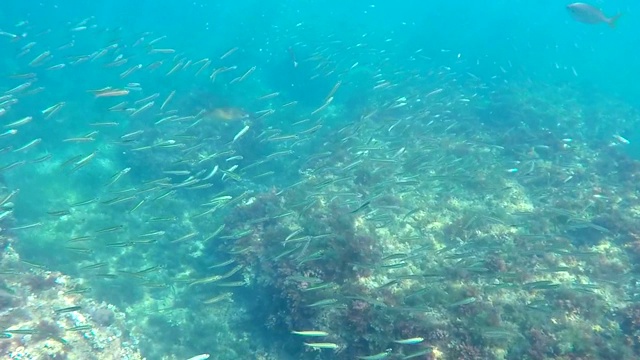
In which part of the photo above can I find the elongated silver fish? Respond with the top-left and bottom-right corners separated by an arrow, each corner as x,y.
566,3 -> 621,27
186,354 -> 209,360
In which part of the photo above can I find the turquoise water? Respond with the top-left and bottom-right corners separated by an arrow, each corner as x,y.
1,1 -> 640,360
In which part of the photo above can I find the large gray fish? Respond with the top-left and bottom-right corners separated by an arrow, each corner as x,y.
566,3 -> 621,27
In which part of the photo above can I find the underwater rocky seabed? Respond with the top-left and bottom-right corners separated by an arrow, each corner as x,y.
0,237 -> 145,359
2,80 -> 640,360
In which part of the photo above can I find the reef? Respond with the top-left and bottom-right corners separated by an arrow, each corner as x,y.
0,212 -> 145,360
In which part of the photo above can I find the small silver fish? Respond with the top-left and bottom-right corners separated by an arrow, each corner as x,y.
186,354 -> 209,360
566,3 -> 621,27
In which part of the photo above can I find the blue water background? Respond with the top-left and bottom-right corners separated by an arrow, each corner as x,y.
3,0 -> 637,104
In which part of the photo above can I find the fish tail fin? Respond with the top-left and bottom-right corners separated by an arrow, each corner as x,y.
608,13 -> 622,28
